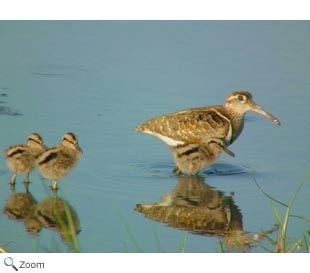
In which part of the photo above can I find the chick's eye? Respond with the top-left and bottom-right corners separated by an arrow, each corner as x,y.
238,95 -> 245,102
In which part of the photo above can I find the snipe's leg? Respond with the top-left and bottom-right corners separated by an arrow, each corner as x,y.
10,182 -> 16,192
24,181 -> 30,193
52,180 -> 58,190
52,187 -> 58,198
24,173 -> 30,184
10,174 -> 17,185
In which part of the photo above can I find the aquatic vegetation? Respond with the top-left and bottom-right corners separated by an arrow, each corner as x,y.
254,175 -> 310,253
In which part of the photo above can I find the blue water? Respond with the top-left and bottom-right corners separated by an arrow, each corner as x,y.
0,21 -> 309,252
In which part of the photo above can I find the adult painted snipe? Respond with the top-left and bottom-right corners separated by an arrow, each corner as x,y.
136,91 -> 281,175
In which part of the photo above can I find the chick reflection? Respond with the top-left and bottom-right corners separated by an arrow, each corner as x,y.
3,183 -> 42,234
3,184 -> 80,243
135,176 -> 249,249
36,197 -> 80,242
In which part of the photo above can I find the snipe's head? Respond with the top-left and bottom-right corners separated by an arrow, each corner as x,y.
27,133 -> 47,149
224,91 -> 281,125
62,132 -> 83,152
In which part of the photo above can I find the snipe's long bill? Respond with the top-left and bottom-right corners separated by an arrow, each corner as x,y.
136,90 -> 281,175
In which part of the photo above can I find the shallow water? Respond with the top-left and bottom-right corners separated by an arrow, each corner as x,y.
0,21 -> 310,252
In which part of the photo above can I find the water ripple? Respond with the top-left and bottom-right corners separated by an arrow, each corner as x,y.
29,64 -> 87,78
203,162 -> 253,175
0,92 -> 22,116
138,161 -> 253,177
0,106 -> 22,116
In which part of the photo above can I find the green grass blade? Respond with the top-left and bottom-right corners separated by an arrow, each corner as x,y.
254,174 -> 310,253
253,242 -> 273,253
218,240 -> 226,253
63,201 -> 80,252
290,215 -> 310,223
264,234 -> 277,247
286,240 -> 302,253
279,175 -> 309,252
254,179 -> 288,208
116,207 -> 144,252
180,232 -> 188,253
271,203 -> 283,227
303,233 -> 310,253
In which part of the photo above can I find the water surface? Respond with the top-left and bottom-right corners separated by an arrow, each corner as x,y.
0,21 -> 310,252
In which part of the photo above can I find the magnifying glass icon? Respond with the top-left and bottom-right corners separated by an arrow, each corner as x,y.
4,257 -> 18,271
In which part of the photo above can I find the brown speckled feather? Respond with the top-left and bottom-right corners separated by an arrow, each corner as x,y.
136,106 -> 232,145
37,132 -> 82,189
5,133 -> 47,184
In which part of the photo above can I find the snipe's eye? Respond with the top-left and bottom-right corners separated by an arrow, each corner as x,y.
237,95 -> 246,102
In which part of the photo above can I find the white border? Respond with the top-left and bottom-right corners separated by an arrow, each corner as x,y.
0,253 -> 307,272
0,0 -> 308,20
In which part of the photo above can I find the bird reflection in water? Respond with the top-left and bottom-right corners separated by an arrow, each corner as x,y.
36,196 -> 80,243
4,183 -> 42,234
136,176 -> 251,250
3,183 -> 80,244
